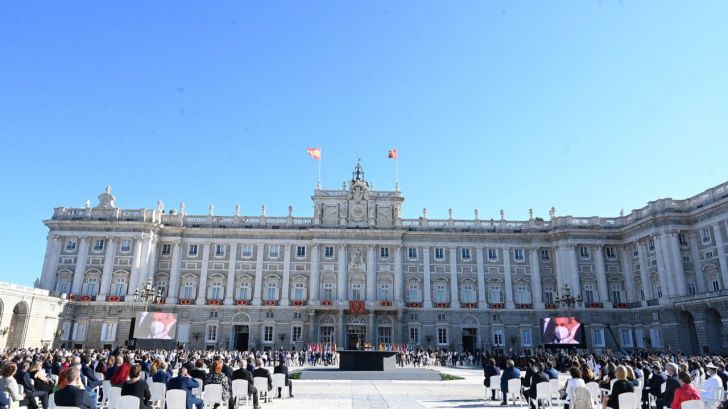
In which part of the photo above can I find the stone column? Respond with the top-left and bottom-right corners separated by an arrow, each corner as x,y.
653,233 -> 672,298
637,241 -> 652,302
196,243 -> 211,304
476,248 -> 487,308
308,312 -> 316,343
503,247 -> 514,308
225,243 -> 238,305
127,237 -> 144,296
568,245 -> 581,300
620,246 -> 636,303
368,312 -> 376,346
167,242 -> 182,303
145,237 -> 158,286
253,243 -> 264,306
338,245 -> 347,301
337,311 -> 344,348
281,244 -> 291,306
669,232 -> 687,296
40,234 -> 61,291
449,247 -> 460,308
554,246 -> 565,291
98,237 -> 116,298
530,248 -> 543,308
367,245 -> 376,302
689,233 -> 706,293
394,246 -> 403,303
423,247 -> 433,308
595,245 -> 610,307
310,244 -> 320,302
712,223 -> 728,289
71,237 -> 90,295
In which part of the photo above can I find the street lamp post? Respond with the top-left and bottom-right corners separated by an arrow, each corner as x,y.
133,277 -> 163,312
555,284 -> 583,312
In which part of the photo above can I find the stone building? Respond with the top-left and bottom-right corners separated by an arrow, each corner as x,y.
0,281 -> 68,349
37,164 -> 728,354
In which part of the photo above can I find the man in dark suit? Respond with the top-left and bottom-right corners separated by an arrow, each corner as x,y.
252,358 -> 272,393
166,367 -> 203,409
526,363 -> 549,409
644,363 -> 667,409
81,356 -> 101,390
14,361 -> 49,409
232,365 -> 260,409
273,361 -> 293,398
188,359 -> 207,387
54,367 -> 95,409
657,363 -> 680,409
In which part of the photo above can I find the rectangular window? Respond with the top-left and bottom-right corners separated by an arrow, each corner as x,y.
407,284 -> 421,302
182,281 -> 195,299
712,279 -> 720,292
324,246 -> 334,258
687,280 -> 697,295
264,326 -> 273,343
678,233 -> 688,246
437,328 -> 448,345
269,245 -> 280,258
620,328 -> 633,348
521,329 -> 532,347
488,249 -> 498,261
176,323 -> 190,343
540,249 -> 550,261
408,248 -> 417,259
112,277 -> 127,296
351,283 -> 363,300
461,248 -> 471,260
238,283 -> 249,300
72,321 -> 88,341
293,283 -> 305,300
320,326 -> 334,343
65,239 -> 77,251
648,239 -> 655,251
206,325 -> 218,343
493,329 -> 504,347
292,326 -> 302,342
188,244 -> 198,256
380,247 -> 390,259
702,228 -> 711,244
605,247 -> 616,259
635,328 -> 645,348
489,286 -> 502,303
650,327 -> 662,348
100,322 -> 117,342
241,245 -> 253,258
514,248 -> 524,261
515,286 -> 530,304
215,244 -> 225,256
543,288 -> 554,305
296,246 -> 306,258
379,283 -> 391,301
584,284 -> 596,304
81,277 -> 98,296
592,328 -> 605,348
434,283 -> 448,303
378,327 -> 392,346
579,246 -> 590,259
93,239 -> 105,252
323,283 -> 334,300
409,327 -> 420,344
611,285 -> 623,304
461,285 -> 476,303
161,243 -> 171,255
266,282 -> 279,300
210,282 -> 222,300
434,248 -> 444,260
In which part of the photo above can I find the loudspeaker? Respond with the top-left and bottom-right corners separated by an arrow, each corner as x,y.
129,317 -> 136,340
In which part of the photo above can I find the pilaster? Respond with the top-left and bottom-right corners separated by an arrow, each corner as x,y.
98,237 -> 116,297
310,244 -> 320,302
367,245 -> 376,302
252,243 -> 264,306
422,247 -> 432,308
476,248 -> 487,308
196,243 -> 211,304
167,242 -> 182,303
224,243 -> 238,305
338,245 -> 347,301
503,247 -> 514,309
449,247 -> 460,308
712,223 -> 728,289
529,248 -> 543,308
280,244 -> 291,306
595,245 -> 610,308
71,237 -> 90,295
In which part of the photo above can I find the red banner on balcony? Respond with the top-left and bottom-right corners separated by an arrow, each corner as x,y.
349,300 -> 366,314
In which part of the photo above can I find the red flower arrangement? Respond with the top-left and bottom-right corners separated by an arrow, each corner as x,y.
235,299 -> 249,306
208,299 -> 221,305
179,299 -> 193,305
321,299 -> 333,306
107,295 -> 121,302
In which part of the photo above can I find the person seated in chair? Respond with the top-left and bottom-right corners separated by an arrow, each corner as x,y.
252,359 -> 273,396
53,367 -> 95,409
232,364 -> 260,409
121,364 -> 152,409
273,360 -> 293,398
167,367 -> 203,409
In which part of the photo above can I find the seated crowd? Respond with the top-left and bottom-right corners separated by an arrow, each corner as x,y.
0,347 -> 296,409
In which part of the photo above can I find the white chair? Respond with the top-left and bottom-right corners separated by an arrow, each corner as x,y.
661,382 -> 666,394
618,392 -> 638,409
682,400 -> 703,409
550,379 -> 561,398
48,393 -> 56,409
633,386 -> 643,409
586,382 -> 602,407
150,382 -> 166,408
101,380 -> 112,406
108,386 -> 122,409
117,395 -> 140,409
166,389 -> 188,409
55,406 -> 82,409
231,379 -> 250,408
192,378 -> 204,398
272,373 -> 288,399
508,378 -> 523,406
253,377 -> 271,403
203,384 -> 226,408
536,382 -> 552,408
489,375 -> 502,401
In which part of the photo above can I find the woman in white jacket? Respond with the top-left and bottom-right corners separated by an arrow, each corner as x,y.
564,366 -> 587,409
0,363 -> 25,408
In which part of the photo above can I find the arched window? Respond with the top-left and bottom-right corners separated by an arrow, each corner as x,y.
180,275 -> 197,300
407,279 -> 422,302
460,280 -> 476,303
264,275 -> 280,300
434,279 -> 448,303
208,275 -> 224,300
583,282 -> 596,303
111,271 -> 129,296
610,282 -> 624,303
81,270 -> 101,296
291,276 -> 307,301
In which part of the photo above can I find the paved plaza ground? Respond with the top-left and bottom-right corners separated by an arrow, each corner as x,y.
255,365 -> 560,409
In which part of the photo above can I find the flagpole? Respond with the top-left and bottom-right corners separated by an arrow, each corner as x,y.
317,150 -> 322,189
395,150 -> 400,191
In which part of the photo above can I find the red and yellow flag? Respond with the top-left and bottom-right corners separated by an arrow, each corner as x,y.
307,147 -> 321,160
388,149 -> 397,159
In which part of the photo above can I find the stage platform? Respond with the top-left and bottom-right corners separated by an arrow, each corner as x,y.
298,367 -> 442,381
338,350 -> 397,371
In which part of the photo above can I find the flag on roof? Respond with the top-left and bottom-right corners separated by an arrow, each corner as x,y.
307,147 -> 321,160
388,149 -> 397,159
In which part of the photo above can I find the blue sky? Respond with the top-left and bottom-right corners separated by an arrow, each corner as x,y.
1,1 -> 727,286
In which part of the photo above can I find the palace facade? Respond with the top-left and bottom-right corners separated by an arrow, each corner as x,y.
36,164 -> 728,354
